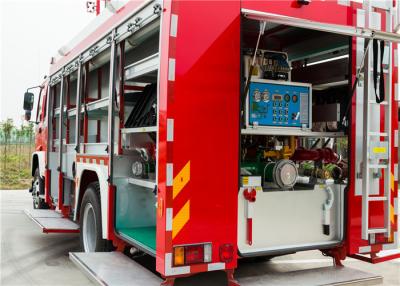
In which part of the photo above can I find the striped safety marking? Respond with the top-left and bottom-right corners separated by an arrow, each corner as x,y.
172,200 -> 190,239
173,161 -> 190,199
76,155 -> 109,165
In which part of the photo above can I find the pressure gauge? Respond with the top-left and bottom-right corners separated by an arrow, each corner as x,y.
284,94 -> 290,102
262,90 -> 270,102
253,90 -> 261,102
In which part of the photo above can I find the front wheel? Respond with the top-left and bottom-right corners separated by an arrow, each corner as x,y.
32,168 -> 48,209
79,182 -> 112,252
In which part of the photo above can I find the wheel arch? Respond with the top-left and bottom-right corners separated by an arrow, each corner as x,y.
76,170 -> 99,222
31,151 -> 46,177
74,163 -> 109,239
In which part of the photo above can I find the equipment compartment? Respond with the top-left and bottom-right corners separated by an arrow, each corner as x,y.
239,17 -> 350,256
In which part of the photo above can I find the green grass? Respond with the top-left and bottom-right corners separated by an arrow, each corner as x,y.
0,144 -> 33,189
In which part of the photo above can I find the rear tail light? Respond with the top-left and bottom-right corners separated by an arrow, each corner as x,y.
173,246 -> 185,266
219,244 -> 234,263
185,245 -> 204,264
173,243 -> 212,266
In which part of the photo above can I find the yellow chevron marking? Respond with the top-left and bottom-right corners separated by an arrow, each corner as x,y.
390,205 -> 395,224
172,200 -> 190,239
391,173 -> 394,193
390,173 -> 395,225
173,161 -> 190,199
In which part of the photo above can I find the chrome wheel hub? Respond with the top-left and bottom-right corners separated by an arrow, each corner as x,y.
82,203 -> 97,252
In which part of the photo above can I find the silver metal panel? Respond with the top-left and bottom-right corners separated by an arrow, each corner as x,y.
125,53 -> 159,81
82,143 -> 108,155
121,126 -> 157,134
24,209 -> 62,218
49,152 -> 59,200
238,185 -> 344,255
114,178 -> 156,229
32,217 -> 79,231
64,145 -> 76,178
70,252 -> 162,286
127,178 -> 156,189
24,209 -> 79,231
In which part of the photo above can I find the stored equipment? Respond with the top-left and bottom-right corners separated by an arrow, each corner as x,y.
247,79 -> 312,129
243,50 -> 290,81
263,159 -> 298,189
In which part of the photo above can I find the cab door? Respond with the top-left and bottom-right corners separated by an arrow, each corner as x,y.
35,82 -> 49,153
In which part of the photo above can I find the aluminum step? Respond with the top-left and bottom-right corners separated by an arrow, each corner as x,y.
24,209 -> 79,233
70,252 -> 162,286
70,252 -> 383,286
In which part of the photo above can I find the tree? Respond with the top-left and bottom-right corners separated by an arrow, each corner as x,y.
0,119 -> 14,170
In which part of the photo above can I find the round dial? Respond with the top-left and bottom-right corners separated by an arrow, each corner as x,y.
262,90 -> 270,102
292,94 -> 298,103
253,90 -> 261,102
284,94 -> 290,102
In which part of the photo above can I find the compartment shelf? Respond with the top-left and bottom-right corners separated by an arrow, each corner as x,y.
125,53 -> 159,82
242,128 -> 346,137
117,226 -> 156,254
128,177 -> 156,189
54,97 -> 109,118
121,126 -> 157,134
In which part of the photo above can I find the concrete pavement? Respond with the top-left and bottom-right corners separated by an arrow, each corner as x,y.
1,189 -> 399,286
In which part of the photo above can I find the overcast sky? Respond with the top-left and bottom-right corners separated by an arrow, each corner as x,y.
0,0 -> 94,125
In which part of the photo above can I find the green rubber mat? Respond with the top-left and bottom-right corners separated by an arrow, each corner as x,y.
118,227 -> 156,251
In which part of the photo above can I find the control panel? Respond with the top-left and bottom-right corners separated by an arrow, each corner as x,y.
247,80 -> 312,129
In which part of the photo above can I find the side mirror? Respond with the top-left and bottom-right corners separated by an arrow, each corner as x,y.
23,92 -> 34,111
24,110 -> 32,121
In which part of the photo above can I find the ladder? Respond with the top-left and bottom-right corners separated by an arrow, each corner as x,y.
361,0 -> 393,242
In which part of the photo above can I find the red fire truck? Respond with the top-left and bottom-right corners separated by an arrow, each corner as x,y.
23,0 -> 400,285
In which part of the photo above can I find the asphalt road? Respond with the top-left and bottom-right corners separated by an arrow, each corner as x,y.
1,189 -> 399,286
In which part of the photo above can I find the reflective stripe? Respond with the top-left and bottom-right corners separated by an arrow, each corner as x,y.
164,253 -> 190,276
167,118 -> 174,142
166,163 -> 173,186
173,161 -> 190,199
168,58 -> 176,81
166,208 -> 173,231
207,262 -> 225,271
172,200 -> 190,239
170,14 -> 178,37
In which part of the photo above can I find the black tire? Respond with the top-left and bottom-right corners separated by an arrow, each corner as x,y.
32,168 -> 48,209
79,182 -> 112,252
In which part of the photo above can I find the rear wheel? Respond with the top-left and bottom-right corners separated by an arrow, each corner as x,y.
32,168 -> 48,209
79,182 -> 111,252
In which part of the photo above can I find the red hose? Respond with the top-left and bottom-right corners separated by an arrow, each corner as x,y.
291,148 -> 340,163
